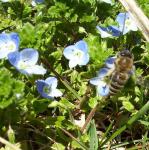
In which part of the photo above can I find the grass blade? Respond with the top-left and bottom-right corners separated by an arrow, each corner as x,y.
89,120 -> 98,150
101,101 -> 149,147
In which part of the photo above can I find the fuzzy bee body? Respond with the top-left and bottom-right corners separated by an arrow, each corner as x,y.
90,50 -> 134,97
109,50 -> 134,96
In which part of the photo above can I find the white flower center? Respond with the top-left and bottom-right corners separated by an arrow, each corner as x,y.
125,18 -> 132,28
73,49 -> 83,59
43,85 -> 52,94
18,60 -> 31,70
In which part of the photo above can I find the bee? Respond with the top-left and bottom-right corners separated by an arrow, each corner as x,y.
109,50 -> 134,96
90,50 -> 134,97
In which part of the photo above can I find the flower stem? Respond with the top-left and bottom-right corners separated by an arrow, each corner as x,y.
81,97 -> 108,133
60,128 -> 89,150
80,103 -> 99,133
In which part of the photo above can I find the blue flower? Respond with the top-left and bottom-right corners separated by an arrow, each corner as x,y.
90,77 -> 110,97
90,57 -> 116,96
36,77 -> 63,99
1,0 -> 10,2
31,0 -> 44,6
63,40 -> 89,68
0,32 -> 19,59
100,0 -> 113,5
96,26 -> 121,38
116,12 -> 138,34
8,48 -> 46,75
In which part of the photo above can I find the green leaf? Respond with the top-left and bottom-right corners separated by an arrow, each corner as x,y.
7,125 -> 15,144
88,120 -> 98,150
88,97 -> 98,108
122,101 -> 134,112
139,120 -> 149,127
85,34 -> 113,68
0,68 -> 25,109
101,101 -> 149,147
19,22 -> 35,45
51,143 -> 65,150
33,99 -> 49,114
55,116 -> 65,127
59,98 -> 75,109
80,15 -> 96,23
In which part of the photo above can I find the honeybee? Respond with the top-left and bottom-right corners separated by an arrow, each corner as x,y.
90,50 -> 134,97
109,50 -> 134,96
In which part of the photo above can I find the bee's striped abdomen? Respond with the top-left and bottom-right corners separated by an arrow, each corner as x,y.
109,71 -> 129,95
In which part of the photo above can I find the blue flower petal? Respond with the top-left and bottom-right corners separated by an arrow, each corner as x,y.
8,51 -> 20,67
116,12 -> 138,34
32,0 -> 44,6
45,77 -> 58,89
20,48 -> 39,65
78,53 -> 89,66
97,68 -> 110,78
116,12 -> 128,26
0,32 -> 7,38
36,80 -> 52,99
116,13 -> 130,34
63,40 -> 89,68
0,33 -> 19,59
8,48 -> 46,75
49,89 -> 63,97
23,65 -> 46,75
90,77 -> 103,86
10,33 -> 20,50
100,0 -> 113,4
35,0 -> 44,3
97,81 -> 110,96
108,26 -> 121,37
36,77 -> 62,99
75,40 -> 88,53
18,69 -> 31,75
69,60 -> 78,68
105,56 -> 116,69
97,25 -> 121,38
96,26 -> 112,38
1,0 -> 9,2
63,45 -> 76,60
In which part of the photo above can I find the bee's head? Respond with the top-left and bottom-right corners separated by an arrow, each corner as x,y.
118,50 -> 133,59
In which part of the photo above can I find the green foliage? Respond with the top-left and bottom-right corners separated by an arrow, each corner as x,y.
0,0 -> 149,149
88,120 -> 98,150
0,68 -> 25,109
137,0 -> 149,17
